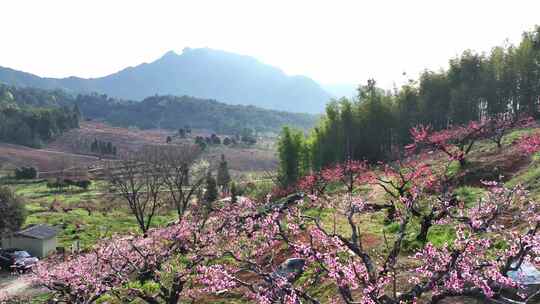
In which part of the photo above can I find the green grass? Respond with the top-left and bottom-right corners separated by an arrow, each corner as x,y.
299,272 -> 337,301
453,186 -> 485,207
11,179 -> 106,204
445,160 -> 461,179
305,203 -> 388,239
24,208 -> 175,249
505,153 -> 540,199
427,225 -> 455,247
393,220 -> 456,252
501,128 -> 536,146
4,179 -> 176,250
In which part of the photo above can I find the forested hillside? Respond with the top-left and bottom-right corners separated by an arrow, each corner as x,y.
280,26 -> 540,174
0,88 -> 80,147
0,48 -> 331,113
0,84 -> 316,135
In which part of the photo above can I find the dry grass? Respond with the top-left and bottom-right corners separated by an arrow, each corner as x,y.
0,121 -> 278,175
0,143 -> 100,172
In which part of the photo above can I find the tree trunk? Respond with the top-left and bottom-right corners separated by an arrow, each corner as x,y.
416,216 -> 432,243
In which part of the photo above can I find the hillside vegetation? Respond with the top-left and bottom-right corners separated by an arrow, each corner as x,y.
277,26 -> 540,178
75,94 -> 316,134
0,84 -> 317,135
0,90 -> 80,147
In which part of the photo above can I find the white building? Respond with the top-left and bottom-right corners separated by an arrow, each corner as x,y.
1,224 -> 58,258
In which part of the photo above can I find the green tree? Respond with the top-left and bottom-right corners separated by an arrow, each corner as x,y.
178,128 -> 186,138
72,104 -> 81,127
14,166 -> 38,180
91,139 -> 98,153
216,154 -> 231,192
204,171 -> 218,203
230,181 -> 239,204
0,186 -> 27,235
395,83 -> 420,147
277,126 -> 308,186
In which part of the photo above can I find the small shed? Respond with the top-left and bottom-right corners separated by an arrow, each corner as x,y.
1,224 -> 58,258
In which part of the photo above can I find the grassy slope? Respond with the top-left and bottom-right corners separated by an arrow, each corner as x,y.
7,179 -> 176,249
298,127 -> 540,302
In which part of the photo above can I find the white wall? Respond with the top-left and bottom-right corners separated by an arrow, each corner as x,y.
41,237 -> 58,257
1,236 -> 57,258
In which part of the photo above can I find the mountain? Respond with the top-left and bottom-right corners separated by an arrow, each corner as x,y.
0,48 -> 332,113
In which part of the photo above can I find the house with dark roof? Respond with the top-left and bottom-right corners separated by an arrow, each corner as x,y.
1,224 -> 58,258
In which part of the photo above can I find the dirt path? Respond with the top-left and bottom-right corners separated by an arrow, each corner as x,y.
0,273 -> 43,299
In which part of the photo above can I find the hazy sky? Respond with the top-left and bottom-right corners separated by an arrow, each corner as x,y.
1,0 -> 539,89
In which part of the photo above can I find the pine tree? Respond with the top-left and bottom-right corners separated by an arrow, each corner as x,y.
217,154 -> 231,193
91,139 -> 98,153
72,104 -> 81,128
230,181 -> 239,204
179,128 -> 186,138
204,171 -> 218,204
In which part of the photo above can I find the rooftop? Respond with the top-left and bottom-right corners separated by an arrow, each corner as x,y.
15,224 -> 58,240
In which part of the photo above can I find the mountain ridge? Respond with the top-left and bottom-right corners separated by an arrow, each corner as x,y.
0,48 -> 332,113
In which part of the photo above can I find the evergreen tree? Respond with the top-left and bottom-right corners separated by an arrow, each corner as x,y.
277,126 -> 308,186
178,128 -> 186,138
91,139 -> 98,153
216,154 -> 231,193
211,134 -> 221,145
72,104 -> 81,127
230,181 -> 239,204
204,171 -> 218,203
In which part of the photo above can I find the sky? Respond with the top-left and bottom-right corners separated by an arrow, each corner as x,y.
1,0 -> 539,89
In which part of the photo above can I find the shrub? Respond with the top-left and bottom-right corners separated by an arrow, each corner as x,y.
0,186 -> 26,233
76,180 -> 92,190
47,178 -> 67,192
14,166 -> 38,179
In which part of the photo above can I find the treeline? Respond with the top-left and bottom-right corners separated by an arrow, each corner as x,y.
0,84 -> 72,108
279,26 -> 540,179
192,129 -> 257,150
90,139 -> 117,156
75,94 -> 316,134
0,84 -> 316,135
0,88 -> 80,147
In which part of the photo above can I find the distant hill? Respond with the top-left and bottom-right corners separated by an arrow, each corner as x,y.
0,84 -> 317,134
75,94 -> 317,134
0,48 -> 332,113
